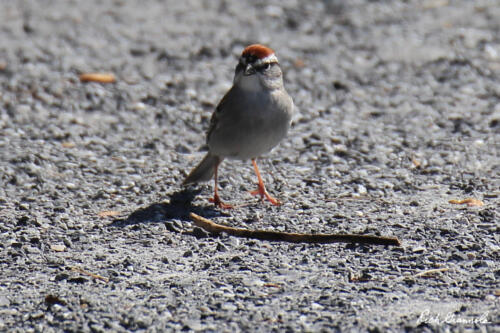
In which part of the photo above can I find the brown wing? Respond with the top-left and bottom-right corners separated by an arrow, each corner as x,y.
206,86 -> 235,144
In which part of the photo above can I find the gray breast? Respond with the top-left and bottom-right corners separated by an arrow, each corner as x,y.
208,88 -> 292,160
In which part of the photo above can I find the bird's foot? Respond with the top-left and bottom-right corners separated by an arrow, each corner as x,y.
250,187 -> 281,206
209,194 -> 233,209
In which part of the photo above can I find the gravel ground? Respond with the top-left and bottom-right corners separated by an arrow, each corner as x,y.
1,0 -> 499,332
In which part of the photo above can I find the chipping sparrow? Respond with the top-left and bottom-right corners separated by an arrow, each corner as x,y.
183,44 -> 294,209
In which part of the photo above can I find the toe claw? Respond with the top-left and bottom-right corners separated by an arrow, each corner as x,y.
249,189 -> 260,196
250,188 -> 281,206
209,197 -> 233,209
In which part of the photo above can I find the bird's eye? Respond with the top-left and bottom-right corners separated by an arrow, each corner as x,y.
257,63 -> 271,72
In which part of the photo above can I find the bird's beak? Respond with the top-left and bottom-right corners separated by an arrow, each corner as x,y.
244,63 -> 256,76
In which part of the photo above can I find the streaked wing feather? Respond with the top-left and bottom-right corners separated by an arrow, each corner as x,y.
207,86 -> 234,144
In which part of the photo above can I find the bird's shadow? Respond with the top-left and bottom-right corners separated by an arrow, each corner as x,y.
109,188 -> 223,227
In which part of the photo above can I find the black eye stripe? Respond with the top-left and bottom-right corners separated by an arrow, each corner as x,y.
254,62 -> 275,72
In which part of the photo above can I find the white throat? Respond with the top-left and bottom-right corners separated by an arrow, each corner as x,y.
237,73 -> 262,92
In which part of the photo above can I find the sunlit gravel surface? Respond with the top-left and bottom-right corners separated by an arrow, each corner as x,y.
0,1 -> 499,332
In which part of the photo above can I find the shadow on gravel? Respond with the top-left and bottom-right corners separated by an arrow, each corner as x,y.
109,188 -> 222,227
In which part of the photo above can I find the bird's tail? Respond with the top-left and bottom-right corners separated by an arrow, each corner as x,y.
182,152 -> 221,185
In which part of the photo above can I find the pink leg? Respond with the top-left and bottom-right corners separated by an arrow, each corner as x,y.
250,159 -> 281,206
208,161 -> 233,209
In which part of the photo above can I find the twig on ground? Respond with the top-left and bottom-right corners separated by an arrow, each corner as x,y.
414,267 -> 449,278
71,266 -> 109,283
190,213 -> 401,246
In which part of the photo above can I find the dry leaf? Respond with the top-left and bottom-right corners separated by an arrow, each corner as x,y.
0,62 -> 6,71
293,58 -> 305,68
494,289 -> 500,297
411,158 -> 421,168
449,198 -> 484,207
45,294 -> 66,306
79,73 -> 116,83
263,283 -> 281,288
422,0 -> 449,9
443,21 -> 453,29
51,244 -> 66,252
61,142 -> 75,148
98,210 -> 120,217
